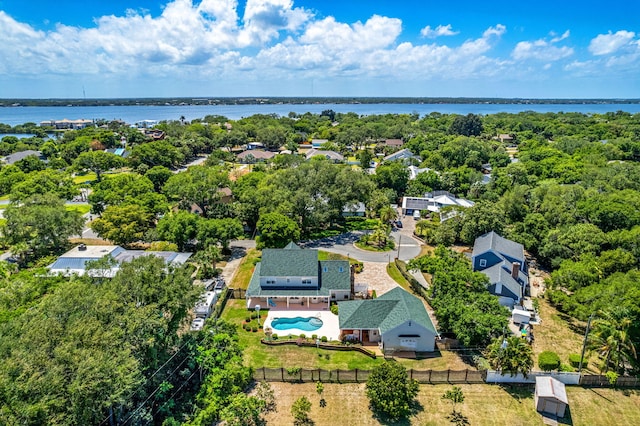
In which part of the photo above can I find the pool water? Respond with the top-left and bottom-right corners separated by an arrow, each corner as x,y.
271,316 -> 323,332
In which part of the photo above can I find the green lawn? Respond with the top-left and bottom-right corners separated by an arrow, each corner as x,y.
73,172 -> 97,184
231,248 -> 261,290
65,204 -> 91,215
386,262 -> 412,292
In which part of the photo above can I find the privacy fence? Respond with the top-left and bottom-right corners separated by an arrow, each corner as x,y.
252,367 -> 486,384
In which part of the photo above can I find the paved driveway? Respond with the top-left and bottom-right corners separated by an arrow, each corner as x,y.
302,230 -> 421,263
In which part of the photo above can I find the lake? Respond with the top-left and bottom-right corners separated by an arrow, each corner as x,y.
1,103 -> 640,126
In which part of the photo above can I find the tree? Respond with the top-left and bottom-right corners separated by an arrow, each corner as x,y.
129,140 -> 184,168
374,161 -> 409,198
74,150 -> 124,182
486,336 -> 534,377
256,212 -> 301,249
163,165 -> 230,218
459,201 -> 505,244
2,194 -> 83,260
156,211 -> 200,251
442,386 -> 468,425
196,217 -> 244,251
91,204 -> 152,246
357,149 -> 374,169
192,245 -> 222,279
449,113 -> 483,136
365,361 -> 419,421
10,169 -> 78,202
316,381 -> 326,408
144,165 -> 173,191
291,396 -> 312,425
589,308 -> 638,374
220,394 -> 266,426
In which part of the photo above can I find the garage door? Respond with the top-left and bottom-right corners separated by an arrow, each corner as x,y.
399,338 -> 417,349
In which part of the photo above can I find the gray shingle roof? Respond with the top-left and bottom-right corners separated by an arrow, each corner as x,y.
339,287 -> 436,333
260,244 -> 319,277
472,231 -> 524,262
483,261 -> 527,299
3,150 -> 43,165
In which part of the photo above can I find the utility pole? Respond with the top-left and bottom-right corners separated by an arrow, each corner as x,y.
578,313 -> 595,374
396,235 -> 401,260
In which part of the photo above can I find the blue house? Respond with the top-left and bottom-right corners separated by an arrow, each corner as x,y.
471,231 -> 528,308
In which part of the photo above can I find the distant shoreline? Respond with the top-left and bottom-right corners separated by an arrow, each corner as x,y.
2,97 -> 640,107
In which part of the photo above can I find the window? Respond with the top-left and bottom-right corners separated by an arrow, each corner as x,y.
344,295 -> 349,299
479,259 -> 487,267
266,279 -> 275,284
331,294 -> 336,299
323,266 -> 328,272
302,279 -> 311,284
286,278 -> 290,283
339,266 -> 344,272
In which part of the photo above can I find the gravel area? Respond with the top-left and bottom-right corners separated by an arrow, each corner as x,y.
354,261 -> 400,296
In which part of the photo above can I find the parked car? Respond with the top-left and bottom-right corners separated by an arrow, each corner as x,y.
413,210 -> 421,220
395,220 -> 403,228
190,318 -> 205,331
214,279 -> 226,291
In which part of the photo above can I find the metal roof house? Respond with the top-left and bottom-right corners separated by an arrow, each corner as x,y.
472,231 -> 528,308
401,191 -> 475,215
246,242 -> 353,310
48,244 -> 192,277
339,287 -> 437,354
535,376 -> 569,418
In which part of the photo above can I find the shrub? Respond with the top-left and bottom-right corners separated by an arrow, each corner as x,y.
321,336 -> 328,342
366,362 -> 419,421
538,351 -> 561,371
272,334 -> 278,340
559,363 -> 574,372
252,327 -> 258,332
311,334 -> 318,340
245,316 -> 251,323
287,367 -> 301,376
330,304 -> 338,315
568,353 -> 584,368
300,333 -> 306,339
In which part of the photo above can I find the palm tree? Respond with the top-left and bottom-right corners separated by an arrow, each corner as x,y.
589,308 -> 638,374
379,205 -> 398,224
486,336 -> 534,377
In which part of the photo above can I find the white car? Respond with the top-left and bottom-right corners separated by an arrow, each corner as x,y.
190,318 -> 205,331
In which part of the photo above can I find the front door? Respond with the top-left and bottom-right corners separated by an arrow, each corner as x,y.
362,330 -> 369,343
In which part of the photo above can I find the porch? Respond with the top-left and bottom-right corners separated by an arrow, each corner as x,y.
247,296 -> 330,311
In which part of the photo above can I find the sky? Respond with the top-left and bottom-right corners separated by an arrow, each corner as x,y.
0,0 -> 639,99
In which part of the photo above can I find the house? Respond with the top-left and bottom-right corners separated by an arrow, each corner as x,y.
338,287 -> 437,353
401,191 -> 474,216
39,119 -> 93,130
305,148 -> 344,162
471,231 -> 528,308
384,139 -> 404,148
407,165 -> 435,180
311,139 -> 328,148
535,376 -> 568,418
2,150 -> 45,165
246,242 -> 352,310
383,148 -> 418,163
48,244 -> 192,277
236,149 -> 276,163
498,134 -> 514,143
342,202 -> 366,217
246,142 -> 264,150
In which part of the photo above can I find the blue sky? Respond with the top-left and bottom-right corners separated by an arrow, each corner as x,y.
0,0 -> 638,98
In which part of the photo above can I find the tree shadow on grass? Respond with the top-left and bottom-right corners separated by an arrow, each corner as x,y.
370,400 -> 424,426
500,383 -> 535,403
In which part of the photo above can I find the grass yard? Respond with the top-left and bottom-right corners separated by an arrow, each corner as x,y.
533,298 -> 598,373
222,300 -> 468,371
262,382 -> 640,426
73,172 -> 97,184
65,204 -> 91,215
386,262 -> 412,292
231,248 -> 261,290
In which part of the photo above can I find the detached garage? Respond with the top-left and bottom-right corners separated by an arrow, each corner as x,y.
535,376 -> 569,418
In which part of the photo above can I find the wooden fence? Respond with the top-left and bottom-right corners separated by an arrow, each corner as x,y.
253,367 -> 486,384
580,375 -> 640,388
261,338 -> 377,358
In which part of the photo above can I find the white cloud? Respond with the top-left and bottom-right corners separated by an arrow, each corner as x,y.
483,24 -> 506,38
512,31 -> 573,61
589,30 -> 636,55
420,24 -> 458,38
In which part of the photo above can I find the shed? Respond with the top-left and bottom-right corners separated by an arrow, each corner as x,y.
535,376 -> 568,418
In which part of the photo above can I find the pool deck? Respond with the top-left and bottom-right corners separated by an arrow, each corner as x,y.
264,309 -> 341,341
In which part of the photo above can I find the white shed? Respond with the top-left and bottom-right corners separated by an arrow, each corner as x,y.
535,376 -> 569,418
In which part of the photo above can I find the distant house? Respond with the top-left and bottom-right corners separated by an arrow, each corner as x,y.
236,149 -> 276,163
311,139 -> 328,148
401,191 -> 474,216
105,148 -> 128,157
497,134 -> 514,143
471,231 -> 528,308
342,202 -> 366,217
2,150 -> 45,165
246,142 -> 264,150
246,242 -> 353,309
339,287 -> 437,353
384,139 -> 404,148
407,165 -> 435,180
305,148 -> 344,162
383,148 -> 418,163
48,244 -> 192,277
187,187 -> 233,215
39,119 -> 93,130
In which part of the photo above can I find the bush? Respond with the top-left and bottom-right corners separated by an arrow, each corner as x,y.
538,351 -> 561,371
321,336 -> 328,342
272,334 -> 278,340
252,327 -> 258,332
568,353 -> 584,368
559,363 -> 574,372
330,304 -> 338,315
311,334 -> 318,340
366,362 -> 419,421
300,333 -> 306,339
245,316 -> 251,323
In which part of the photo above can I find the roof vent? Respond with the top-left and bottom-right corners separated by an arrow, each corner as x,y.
78,244 -> 87,251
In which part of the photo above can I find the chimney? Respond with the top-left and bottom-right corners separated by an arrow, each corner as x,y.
511,262 -> 521,279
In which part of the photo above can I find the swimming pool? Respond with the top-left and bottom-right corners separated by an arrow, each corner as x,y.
271,316 -> 323,332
